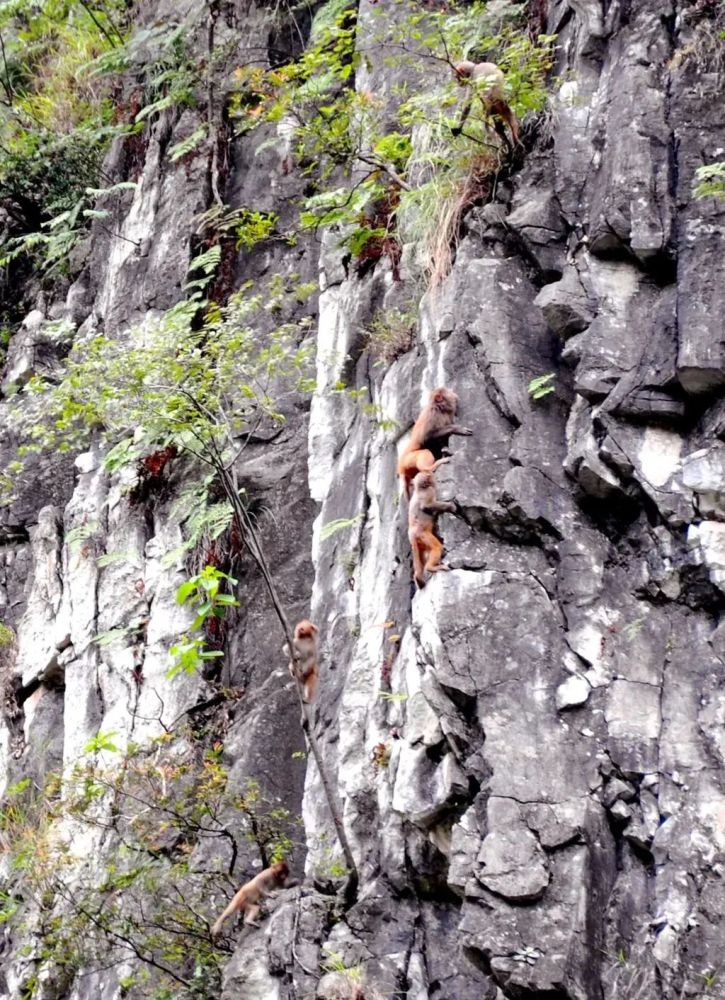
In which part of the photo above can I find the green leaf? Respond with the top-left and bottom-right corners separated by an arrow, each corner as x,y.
527,372 -> 556,400
84,731 -> 120,754
319,514 -> 364,541
168,126 -> 207,162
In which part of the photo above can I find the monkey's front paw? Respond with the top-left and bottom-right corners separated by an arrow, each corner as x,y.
460,426 -> 473,435
430,564 -> 451,573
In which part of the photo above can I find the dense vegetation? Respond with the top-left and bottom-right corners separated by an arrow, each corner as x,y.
0,1 -> 555,996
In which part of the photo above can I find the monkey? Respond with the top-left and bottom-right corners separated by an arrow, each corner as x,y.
451,61 -> 519,147
397,386 -> 472,498
408,470 -> 457,588
211,861 -> 290,937
283,620 -> 319,703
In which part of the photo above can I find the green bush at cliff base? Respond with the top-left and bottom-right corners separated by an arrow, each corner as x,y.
0,746 -> 298,997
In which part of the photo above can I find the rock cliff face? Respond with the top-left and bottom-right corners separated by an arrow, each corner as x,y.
1,1 -> 724,998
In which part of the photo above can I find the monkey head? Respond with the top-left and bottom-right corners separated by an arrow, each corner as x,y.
271,861 -> 290,884
294,620 -> 318,640
430,386 -> 459,414
454,60 -> 475,82
412,472 -> 435,491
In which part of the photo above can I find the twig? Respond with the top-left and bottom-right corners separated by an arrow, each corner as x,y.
0,31 -> 14,104
78,0 -> 118,48
356,154 -> 411,192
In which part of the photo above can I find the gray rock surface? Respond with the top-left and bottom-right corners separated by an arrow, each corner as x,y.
0,0 -> 724,999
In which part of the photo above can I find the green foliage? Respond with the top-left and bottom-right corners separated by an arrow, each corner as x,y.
162,478 -> 234,570
15,177 -> 138,273
83,730 -> 120,754
6,283 -> 314,474
319,513 -> 364,542
0,5 -> 211,275
65,520 -> 99,550
0,622 -> 14,647
527,372 -> 555,400
0,1 -> 128,268
321,946 -> 363,979
0,741 -> 298,998
168,125 -> 208,162
693,161 -> 725,200
365,307 -> 416,366
231,0 -> 553,284
92,619 -> 144,646
234,208 -> 279,250
169,566 -> 238,678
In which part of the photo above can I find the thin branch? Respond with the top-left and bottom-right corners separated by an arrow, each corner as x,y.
52,883 -> 193,987
355,153 -> 411,192
0,31 -> 14,104
218,464 -> 359,905
77,0 -> 118,48
97,0 -> 125,43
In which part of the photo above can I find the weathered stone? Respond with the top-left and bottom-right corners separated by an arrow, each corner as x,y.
609,800 -> 633,825
2,1 -> 725,998
391,744 -> 468,828
625,789 -> 660,851
477,826 -> 549,902
682,445 -> 725,518
687,522 -> 725,593
556,673 -> 591,710
535,268 -> 594,339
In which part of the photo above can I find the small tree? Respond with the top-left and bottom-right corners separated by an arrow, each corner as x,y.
4,263 -> 359,906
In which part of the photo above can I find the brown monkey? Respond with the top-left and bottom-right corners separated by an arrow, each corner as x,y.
408,471 -> 456,588
211,861 -> 290,937
452,61 -> 519,146
397,386 -> 472,498
283,620 -> 319,703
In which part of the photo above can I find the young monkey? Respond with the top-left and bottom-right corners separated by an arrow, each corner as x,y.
452,60 -> 519,146
397,386 -> 472,499
408,471 -> 457,588
211,861 -> 290,937
283,620 -> 319,703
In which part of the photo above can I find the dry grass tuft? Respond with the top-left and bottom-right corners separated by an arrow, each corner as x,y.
426,149 -> 499,290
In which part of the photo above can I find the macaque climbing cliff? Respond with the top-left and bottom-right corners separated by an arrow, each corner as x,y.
397,386 -> 472,498
452,60 -> 519,146
211,861 -> 290,937
284,620 -> 319,703
408,470 -> 456,588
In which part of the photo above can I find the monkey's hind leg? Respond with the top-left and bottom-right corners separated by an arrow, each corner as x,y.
490,100 -> 518,148
423,532 -> 449,575
401,448 -> 436,497
302,668 -> 317,703
410,535 -> 427,589
243,904 -> 261,927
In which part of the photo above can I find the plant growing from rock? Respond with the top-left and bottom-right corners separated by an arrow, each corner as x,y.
0,738 -> 299,996
365,307 -> 417,367
169,565 -> 239,678
527,371 -> 555,400
2,248 -> 359,907
233,0 -> 554,286
693,161 -> 725,200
